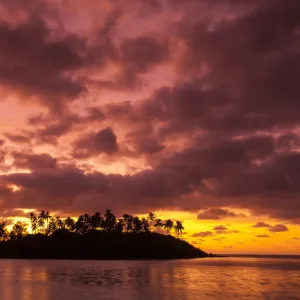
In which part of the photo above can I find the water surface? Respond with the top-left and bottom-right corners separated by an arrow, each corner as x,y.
0,257 -> 299,300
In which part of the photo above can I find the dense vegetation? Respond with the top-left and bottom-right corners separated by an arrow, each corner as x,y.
0,210 -> 208,259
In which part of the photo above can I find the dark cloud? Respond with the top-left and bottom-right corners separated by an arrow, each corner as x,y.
197,208 -> 246,220
0,208 -> 29,219
83,108 -> 106,123
73,128 -> 119,158
251,222 -> 271,228
191,231 -> 213,238
105,83 -> 232,137
269,224 -> 289,233
1,0 -> 300,224
213,225 -> 239,235
0,3 -> 171,112
1,131 -> 299,221
213,225 -> 228,231
256,235 -> 270,238
1,168 -> 106,212
0,166 -> 186,214
178,0 -> 300,132
4,133 -> 31,144
0,17 -> 86,111
215,230 -> 227,235
119,36 -> 169,86
155,139 -> 300,220
12,152 -> 57,170
134,138 -> 165,155
276,133 -> 300,152
125,124 -> 165,155
0,146 -> 6,165
0,185 -> 14,210
27,109 -> 106,145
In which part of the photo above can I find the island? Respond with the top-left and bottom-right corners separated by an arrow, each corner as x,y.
0,231 -> 208,259
0,210 -> 208,259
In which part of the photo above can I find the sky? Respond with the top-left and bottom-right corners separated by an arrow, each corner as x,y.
0,0 -> 300,254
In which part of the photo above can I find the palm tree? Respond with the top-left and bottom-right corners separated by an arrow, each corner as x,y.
55,216 -> 65,230
38,210 -> 46,234
174,221 -> 184,238
103,209 -> 116,232
10,221 -> 28,240
75,214 -> 91,234
115,219 -> 124,233
29,212 -> 38,234
147,212 -> 156,231
64,217 -> 76,232
154,218 -> 163,230
38,215 -> 45,234
164,219 -> 174,235
133,217 -> 142,233
141,217 -> 150,233
75,215 -> 85,234
0,221 -> 8,241
91,212 -> 103,230
49,217 -> 57,233
45,211 -> 51,234
123,214 -> 133,232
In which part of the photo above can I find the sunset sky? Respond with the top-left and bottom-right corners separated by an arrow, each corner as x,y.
0,0 -> 300,254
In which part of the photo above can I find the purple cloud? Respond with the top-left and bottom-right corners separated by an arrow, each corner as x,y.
269,224 -> 289,233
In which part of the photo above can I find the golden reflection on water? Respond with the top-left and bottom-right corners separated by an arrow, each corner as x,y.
20,265 -> 49,300
0,258 -> 299,300
0,261 -> 50,300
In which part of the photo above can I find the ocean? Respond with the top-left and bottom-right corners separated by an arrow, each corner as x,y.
0,256 -> 299,299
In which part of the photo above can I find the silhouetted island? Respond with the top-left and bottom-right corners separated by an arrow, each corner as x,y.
0,210 -> 208,259
0,230 -> 207,259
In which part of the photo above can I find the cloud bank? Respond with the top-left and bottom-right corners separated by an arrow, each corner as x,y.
0,0 -> 300,222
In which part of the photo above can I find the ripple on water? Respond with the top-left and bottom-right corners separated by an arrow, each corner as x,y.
0,257 -> 299,300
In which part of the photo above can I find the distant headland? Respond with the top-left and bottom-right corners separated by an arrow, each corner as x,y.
0,210 -> 208,259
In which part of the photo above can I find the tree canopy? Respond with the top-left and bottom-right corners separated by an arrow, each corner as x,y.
0,210 -> 184,241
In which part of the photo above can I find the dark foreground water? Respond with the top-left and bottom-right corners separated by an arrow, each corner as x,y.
0,257 -> 300,300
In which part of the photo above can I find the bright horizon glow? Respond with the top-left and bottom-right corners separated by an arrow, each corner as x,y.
2,209 -> 299,255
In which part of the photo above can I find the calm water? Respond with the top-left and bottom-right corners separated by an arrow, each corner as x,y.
0,257 -> 300,300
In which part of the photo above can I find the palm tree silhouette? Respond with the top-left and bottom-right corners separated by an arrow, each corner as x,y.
75,214 -> 91,234
29,212 -> 38,234
174,221 -> 184,238
141,217 -> 150,232
38,211 -> 46,234
3,209 -> 188,252
49,217 -> 57,233
133,217 -> 142,233
75,215 -> 85,234
45,211 -> 51,234
147,212 -> 156,231
0,221 -> 8,241
10,221 -> 28,240
115,219 -> 125,233
64,217 -> 76,232
104,209 -> 116,232
123,214 -> 133,232
154,218 -> 163,230
91,212 -> 103,230
164,219 -> 174,235
55,216 -> 65,230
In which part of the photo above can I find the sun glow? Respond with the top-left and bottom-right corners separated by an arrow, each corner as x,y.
7,184 -> 21,192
